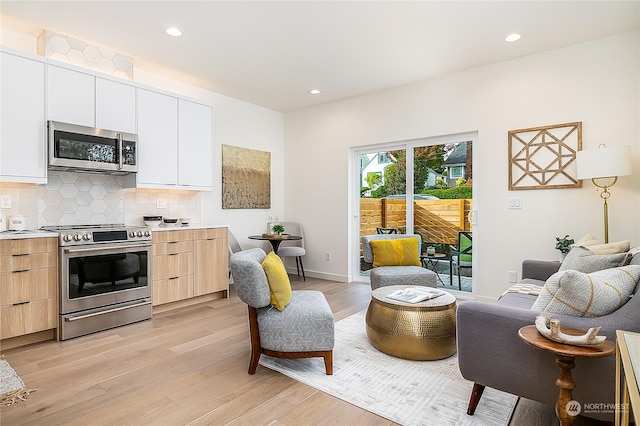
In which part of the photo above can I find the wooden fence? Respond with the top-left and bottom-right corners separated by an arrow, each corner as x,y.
360,198 -> 473,247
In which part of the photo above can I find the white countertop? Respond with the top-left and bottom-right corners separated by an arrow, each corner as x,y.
145,224 -> 228,232
0,230 -> 59,240
0,224 -> 227,240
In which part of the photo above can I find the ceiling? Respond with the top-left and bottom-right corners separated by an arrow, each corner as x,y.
1,1 -> 638,112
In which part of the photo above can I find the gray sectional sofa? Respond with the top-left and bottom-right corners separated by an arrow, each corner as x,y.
457,251 -> 640,422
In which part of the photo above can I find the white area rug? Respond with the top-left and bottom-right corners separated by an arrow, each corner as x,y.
0,357 -> 31,406
260,310 -> 517,426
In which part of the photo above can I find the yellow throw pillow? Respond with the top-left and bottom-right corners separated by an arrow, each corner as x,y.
370,237 -> 421,267
261,251 -> 292,311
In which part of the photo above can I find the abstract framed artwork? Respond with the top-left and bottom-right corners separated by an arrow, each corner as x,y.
508,122 -> 582,190
222,144 -> 271,209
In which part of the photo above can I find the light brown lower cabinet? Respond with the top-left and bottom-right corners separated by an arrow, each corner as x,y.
194,228 -> 228,297
0,237 -> 58,339
152,227 -> 228,306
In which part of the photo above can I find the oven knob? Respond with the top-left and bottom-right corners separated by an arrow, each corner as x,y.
62,234 -> 72,242
73,233 -> 82,242
129,231 -> 136,238
82,233 -> 91,241
137,230 -> 143,237
144,230 -> 151,237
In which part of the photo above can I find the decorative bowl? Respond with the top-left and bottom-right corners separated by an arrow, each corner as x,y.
144,220 -> 162,227
179,217 -> 191,226
163,218 -> 178,226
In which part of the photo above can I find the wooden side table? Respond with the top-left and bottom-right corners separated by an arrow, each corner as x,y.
518,325 -> 616,426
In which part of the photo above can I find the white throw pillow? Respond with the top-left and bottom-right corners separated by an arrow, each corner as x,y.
585,240 -> 630,255
575,233 -> 599,247
531,265 -> 640,317
573,233 -> 630,254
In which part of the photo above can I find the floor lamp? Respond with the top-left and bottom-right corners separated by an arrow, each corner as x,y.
576,144 -> 632,243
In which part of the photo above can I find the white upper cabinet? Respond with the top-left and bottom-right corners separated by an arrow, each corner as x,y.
96,78 -> 136,133
47,62 -> 136,133
136,88 -> 179,186
0,49 -> 47,183
136,88 -> 213,190
178,99 -> 213,188
47,64 -> 95,127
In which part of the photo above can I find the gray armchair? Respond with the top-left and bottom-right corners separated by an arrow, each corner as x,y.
230,248 -> 335,375
457,252 -> 640,422
362,234 -> 436,290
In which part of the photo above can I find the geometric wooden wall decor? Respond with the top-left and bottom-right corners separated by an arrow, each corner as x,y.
508,122 -> 582,190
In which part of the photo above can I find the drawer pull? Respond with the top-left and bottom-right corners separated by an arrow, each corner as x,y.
169,276 -> 181,280
12,269 -> 29,273
11,253 -> 29,257
12,301 -> 29,306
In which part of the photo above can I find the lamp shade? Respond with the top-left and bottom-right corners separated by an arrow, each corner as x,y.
576,145 -> 632,179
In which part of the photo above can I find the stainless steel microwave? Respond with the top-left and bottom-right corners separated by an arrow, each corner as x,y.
48,121 -> 138,174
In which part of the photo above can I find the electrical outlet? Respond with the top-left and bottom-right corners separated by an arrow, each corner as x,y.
508,271 -> 517,283
156,199 -> 167,209
0,195 -> 11,209
325,252 -> 332,261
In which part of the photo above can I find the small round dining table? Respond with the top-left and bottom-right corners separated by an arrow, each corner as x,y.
248,234 -> 302,255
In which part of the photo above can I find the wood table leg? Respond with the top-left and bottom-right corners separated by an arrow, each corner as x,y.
555,354 -> 578,426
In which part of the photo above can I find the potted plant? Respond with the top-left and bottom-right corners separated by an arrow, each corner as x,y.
272,224 -> 285,236
555,235 -> 574,261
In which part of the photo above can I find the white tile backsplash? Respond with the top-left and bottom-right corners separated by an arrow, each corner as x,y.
0,171 -> 201,229
37,30 -> 133,80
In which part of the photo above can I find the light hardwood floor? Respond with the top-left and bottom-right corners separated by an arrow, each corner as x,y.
1,277 -> 606,425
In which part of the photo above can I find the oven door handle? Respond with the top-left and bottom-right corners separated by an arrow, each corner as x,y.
64,243 -> 152,253
64,300 -> 152,322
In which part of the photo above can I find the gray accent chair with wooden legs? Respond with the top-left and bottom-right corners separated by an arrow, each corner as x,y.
230,248 -> 335,375
362,234 -> 437,290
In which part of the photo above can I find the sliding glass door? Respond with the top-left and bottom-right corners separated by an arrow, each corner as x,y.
352,133 -> 475,294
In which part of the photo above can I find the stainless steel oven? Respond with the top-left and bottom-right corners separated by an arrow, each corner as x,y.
43,224 -> 152,340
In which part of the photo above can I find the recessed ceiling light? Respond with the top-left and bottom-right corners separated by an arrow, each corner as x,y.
309,89 -> 321,95
505,33 -> 521,42
166,27 -> 183,37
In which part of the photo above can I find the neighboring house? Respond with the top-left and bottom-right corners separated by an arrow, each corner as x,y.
424,167 -> 446,188
361,154 -> 446,195
442,141 -> 472,187
360,152 -> 392,195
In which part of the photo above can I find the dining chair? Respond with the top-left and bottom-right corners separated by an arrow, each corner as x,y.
449,231 -> 472,290
376,227 -> 397,234
277,222 -> 306,281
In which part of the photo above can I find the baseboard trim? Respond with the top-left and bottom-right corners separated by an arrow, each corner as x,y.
284,267 -> 349,283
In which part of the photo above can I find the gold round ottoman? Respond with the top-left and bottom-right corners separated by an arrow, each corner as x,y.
365,285 -> 457,360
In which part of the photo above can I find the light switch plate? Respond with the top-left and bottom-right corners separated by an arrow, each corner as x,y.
1,195 -> 11,209
508,198 -> 522,209
156,199 -> 167,209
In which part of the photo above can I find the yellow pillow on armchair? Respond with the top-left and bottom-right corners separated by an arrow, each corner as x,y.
370,237 -> 421,267
261,251 -> 292,311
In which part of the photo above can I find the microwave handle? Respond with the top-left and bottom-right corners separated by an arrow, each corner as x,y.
117,133 -> 123,170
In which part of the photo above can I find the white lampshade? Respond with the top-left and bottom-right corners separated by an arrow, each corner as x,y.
576,145 -> 632,179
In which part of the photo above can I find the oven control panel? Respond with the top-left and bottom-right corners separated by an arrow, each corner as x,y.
57,226 -> 152,246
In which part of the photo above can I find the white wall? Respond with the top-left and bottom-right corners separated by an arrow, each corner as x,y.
0,27 -> 286,249
285,31 -> 640,300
